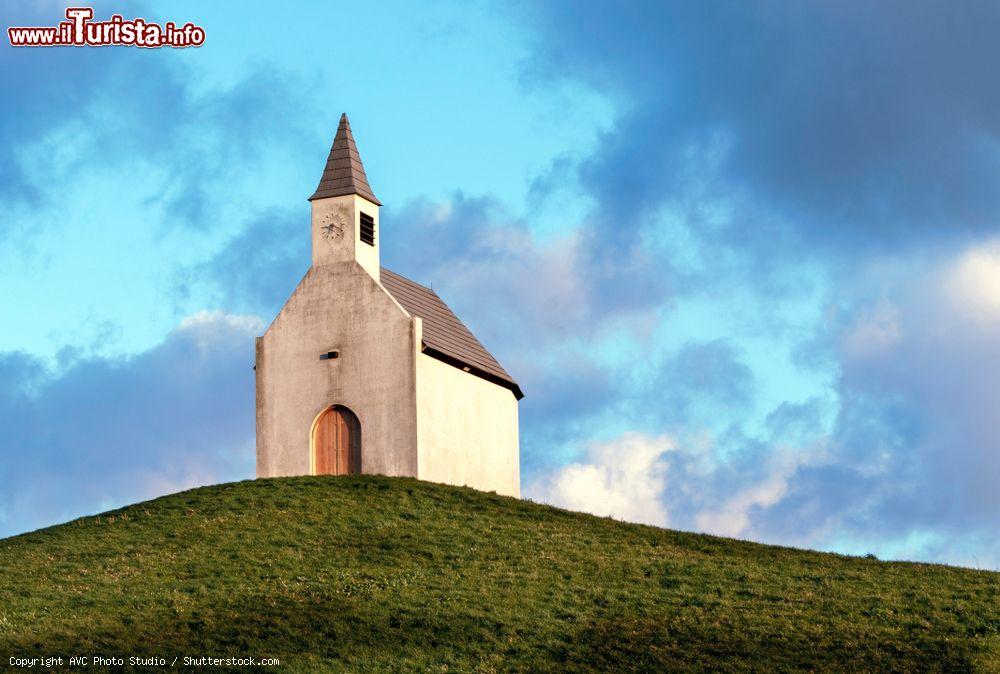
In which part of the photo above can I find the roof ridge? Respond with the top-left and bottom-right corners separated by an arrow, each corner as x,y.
381,267 -> 436,294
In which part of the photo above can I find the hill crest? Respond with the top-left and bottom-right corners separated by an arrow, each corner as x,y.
1,476 -> 997,672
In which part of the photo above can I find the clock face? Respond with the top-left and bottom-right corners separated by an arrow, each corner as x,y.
320,209 -> 348,240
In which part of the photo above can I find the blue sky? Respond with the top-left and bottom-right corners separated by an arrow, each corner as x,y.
3,1 -> 1000,569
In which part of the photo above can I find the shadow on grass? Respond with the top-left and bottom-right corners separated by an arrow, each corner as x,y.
550,613 -> 983,673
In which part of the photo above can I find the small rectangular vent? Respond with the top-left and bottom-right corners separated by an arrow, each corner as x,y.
359,212 -> 375,246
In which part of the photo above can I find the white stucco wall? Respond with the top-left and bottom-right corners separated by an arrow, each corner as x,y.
255,261 -> 418,478
415,352 -> 520,497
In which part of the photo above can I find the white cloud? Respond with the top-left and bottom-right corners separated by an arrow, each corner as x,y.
526,432 -> 674,526
178,310 -> 264,354
829,241 -> 1000,556
526,427 -> 832,544
943,240 -> 1000,325
693,450 -> 817,538
179,309 -> 264,334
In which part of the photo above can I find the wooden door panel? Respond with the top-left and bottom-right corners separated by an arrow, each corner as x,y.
314,409 -> 335,475
313,407 -> 358,476
337,411 -> 349,475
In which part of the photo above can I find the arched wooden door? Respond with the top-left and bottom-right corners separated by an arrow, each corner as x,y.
312,405 -> 361,475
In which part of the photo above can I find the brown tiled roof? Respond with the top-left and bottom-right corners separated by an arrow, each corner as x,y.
381,267 -> 524,399
308,113 -> 382,205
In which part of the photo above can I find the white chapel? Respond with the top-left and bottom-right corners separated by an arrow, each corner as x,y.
255,114 -> 522,497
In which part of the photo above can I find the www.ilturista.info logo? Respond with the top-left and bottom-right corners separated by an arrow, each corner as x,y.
8,7 -> 205,48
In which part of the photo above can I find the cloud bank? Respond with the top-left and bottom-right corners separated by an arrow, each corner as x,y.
0,312 -> 258,537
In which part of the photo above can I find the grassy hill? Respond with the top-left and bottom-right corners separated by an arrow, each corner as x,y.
0,476 -> 997,672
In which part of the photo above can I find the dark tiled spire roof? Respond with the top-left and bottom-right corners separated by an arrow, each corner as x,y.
380,268 -> 524,400
308,113 -> 382,205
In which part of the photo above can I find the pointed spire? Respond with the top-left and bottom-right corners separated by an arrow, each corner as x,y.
308,113 -> 382,205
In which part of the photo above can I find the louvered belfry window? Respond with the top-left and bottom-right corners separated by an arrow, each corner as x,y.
359,212 -> 375,246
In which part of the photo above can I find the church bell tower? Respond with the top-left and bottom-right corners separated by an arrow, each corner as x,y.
308,113 -> 382,282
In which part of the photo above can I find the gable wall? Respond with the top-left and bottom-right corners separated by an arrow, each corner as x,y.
415,351 -> 520,497
256,261 -> 418,478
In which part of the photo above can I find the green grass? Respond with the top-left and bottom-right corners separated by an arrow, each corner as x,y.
0,476 -> 997,672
